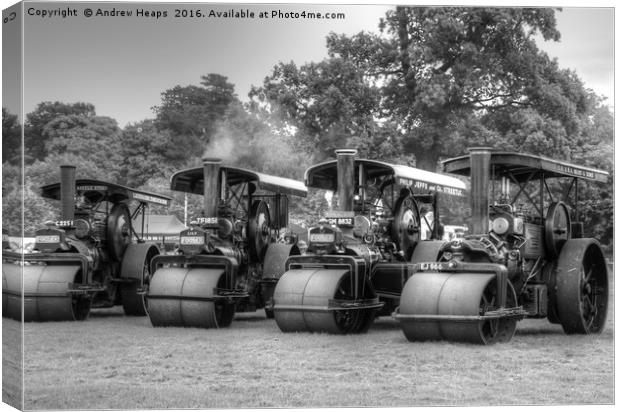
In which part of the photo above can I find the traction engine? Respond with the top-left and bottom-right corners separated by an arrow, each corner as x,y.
146,158 -> 307,328
395,147 -> 610,344
2,165 -> 170,321
273,149 -> 467,333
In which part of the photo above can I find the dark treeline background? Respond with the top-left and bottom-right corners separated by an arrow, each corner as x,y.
2,7 -> 613,251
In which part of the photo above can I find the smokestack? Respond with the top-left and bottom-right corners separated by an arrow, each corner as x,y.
469,147 -> 492,234
60,165 -> 76,221
202,158 -> 222,218
335,149 -> 357,212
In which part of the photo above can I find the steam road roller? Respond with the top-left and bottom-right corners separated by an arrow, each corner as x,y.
2,165 -> 171,321
394,148 -> 610,344
273,149 -> 467,334
146,158 -> 307,328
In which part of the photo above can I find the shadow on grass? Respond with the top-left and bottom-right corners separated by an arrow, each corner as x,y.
514,326 -> 566,336
88,307 -> 133,318
233,312 -> 271,322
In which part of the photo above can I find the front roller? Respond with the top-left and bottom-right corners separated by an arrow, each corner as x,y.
147,267 -> 235,328
273,268 -> 380,334
396,272 -> 519,344
2,263 -> 91,322
554,238 -> 608,334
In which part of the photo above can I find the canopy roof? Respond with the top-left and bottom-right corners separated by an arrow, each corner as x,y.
305,159 -> 466,197
442,151 -> 609,183
170,166 -> 307,197
41,179 -> 171,206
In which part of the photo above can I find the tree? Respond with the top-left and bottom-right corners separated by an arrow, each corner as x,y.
325,7 -> 565,169
2,108 -> 21,165
40,114 -> 124,182
24,101 -> 96,163
152,73 -> 238,145
118,120 -> 183,187
249,58 -> 381,161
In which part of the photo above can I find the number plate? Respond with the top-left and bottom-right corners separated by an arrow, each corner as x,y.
55,220 -> 74,227
196,217 -> 218,225
327,218 -> 353,226
309,233 -> 335,243
180,236 -> 204,245
36,235 -> 60,243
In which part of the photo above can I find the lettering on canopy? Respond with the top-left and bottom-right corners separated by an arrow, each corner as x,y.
77,185 -> 108,191
550,162 -> 597,180
131,192 -> 170,206
397,177 -> 466,197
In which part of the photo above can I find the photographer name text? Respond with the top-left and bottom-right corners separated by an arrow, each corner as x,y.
25,7 -> 346,20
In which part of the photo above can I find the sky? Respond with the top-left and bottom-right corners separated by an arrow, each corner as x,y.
1,1 -> 616,127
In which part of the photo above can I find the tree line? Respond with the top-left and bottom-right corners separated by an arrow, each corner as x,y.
2,7 -> 613,250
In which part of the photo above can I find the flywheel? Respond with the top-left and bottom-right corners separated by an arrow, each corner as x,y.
391,194 -> 421,260
545,201 -> 571,258
107,203 -> 132,262
248,200 -> 271,262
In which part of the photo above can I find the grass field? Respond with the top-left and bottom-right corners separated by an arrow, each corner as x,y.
1,299 -> 614,410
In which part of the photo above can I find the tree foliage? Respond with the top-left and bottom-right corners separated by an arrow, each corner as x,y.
153,73 -> 237,144
2,108 -> 21,165
249,58 -> 382,160
323,7 -> 571,169
24,101 -> 96,163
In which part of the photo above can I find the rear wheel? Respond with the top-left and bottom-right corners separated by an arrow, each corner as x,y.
121,244 -> 159,316
555,239 -> 608,334
120,262 -> 150,316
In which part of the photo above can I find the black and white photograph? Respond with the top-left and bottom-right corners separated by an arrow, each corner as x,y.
1,0 -> 615,410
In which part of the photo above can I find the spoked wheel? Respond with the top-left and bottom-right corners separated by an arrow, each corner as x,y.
214,300 -> 235,327
71,293 -> 92,321
332,281 -> 376,334
477,281 -> 518,344
399,272 -> 518,344
555,239 -> 608,334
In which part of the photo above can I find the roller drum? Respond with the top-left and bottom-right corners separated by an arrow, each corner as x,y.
147,267 -> 232,328
398,272 -> 451,341
399,272 -> 516,344
274,268 -> 376,334
4,264 -> 88,322
273,269 -> 316,332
